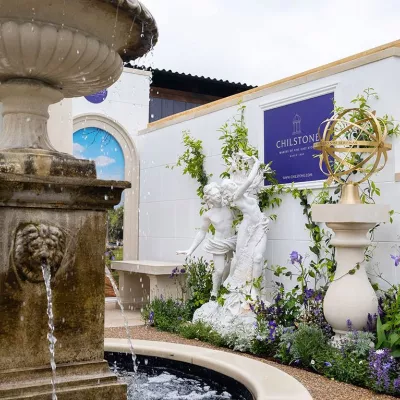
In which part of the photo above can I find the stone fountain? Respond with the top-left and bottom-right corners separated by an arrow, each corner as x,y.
0,1 -> 157,398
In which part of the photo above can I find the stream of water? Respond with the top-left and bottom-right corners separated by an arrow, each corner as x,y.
105,266 -> 137,372
41,262 -> 58,400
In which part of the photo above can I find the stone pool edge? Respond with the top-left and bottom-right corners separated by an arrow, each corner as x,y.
104,338 -> 312,400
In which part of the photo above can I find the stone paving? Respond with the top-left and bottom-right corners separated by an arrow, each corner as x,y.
104,298 -> 144,328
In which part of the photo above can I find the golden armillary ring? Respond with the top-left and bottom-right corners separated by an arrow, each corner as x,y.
313,108 -> 392,185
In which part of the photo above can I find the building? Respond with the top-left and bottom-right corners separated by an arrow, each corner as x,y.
127,65 -> 256,123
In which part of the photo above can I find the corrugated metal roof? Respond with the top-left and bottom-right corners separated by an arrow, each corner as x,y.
126,64 -> 256,89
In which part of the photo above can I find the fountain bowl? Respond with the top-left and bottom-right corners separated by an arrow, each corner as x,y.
0,0 -> 158,97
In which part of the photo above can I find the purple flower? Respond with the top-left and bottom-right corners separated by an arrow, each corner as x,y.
391,254 -> 400,267
366,313 -> 377,332
369,348 -> 394,391
180,268 -> 186,274
148,311 -> 154,324
346,319 -> 353,331
324,361 -> 332,367
304,288 -> 314,300
290,251 -> 303,264
394,377 -> 400,392
315,292 -> 323,302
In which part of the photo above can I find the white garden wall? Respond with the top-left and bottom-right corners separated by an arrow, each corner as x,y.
72,67 -> 151,142
137,44 -> 400,292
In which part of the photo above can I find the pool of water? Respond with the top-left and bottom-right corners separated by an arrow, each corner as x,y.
105,352 -> 253,400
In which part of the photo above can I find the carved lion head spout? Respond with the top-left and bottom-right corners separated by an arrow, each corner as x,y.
13,223 -> 67,283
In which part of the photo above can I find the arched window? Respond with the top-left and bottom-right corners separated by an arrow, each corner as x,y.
73,115 -> 139,261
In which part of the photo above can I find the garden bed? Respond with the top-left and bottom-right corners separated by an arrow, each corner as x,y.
105,326 -> 396,400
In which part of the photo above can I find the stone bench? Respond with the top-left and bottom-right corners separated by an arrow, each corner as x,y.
111,260 -> 186,309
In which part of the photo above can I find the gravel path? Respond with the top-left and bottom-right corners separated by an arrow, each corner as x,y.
105,326 -> 397,400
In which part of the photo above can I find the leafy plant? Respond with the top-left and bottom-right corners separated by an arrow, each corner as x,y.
376,285 -> 400,357
218,103 -> 259,174
141,297 -> 191,333
316,345 -> 370,386
107,206 -> 124,242
178,321 -> 226,347
169,131 -> 211,199
184,257 -> 214,314
276,324 -> 328,367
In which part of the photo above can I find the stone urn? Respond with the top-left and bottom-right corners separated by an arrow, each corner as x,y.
0,1 -> 157,399
312,202 -> 389,342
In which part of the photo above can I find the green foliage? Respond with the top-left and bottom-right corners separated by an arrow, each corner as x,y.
313,330 -> 374,386
258,184 -> 286,213
141,298 -> 191,333
376,285 -> 400,357
332,88 -> 399,184
170,131 -> 210,199
250,336 -> 278,357
276,324 -> 328,367
107,206 -> 124,242
218,103 -> 259,174
178,321 -> 226,347
105,246 -> 122,284
185,257 -> 214,314
316,347 -> 370,386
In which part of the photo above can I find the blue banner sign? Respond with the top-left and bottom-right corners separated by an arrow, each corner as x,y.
264,92 -> 334,184
85,89 -> 108,104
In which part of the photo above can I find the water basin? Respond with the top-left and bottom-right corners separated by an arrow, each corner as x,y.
106,352 -> 253,400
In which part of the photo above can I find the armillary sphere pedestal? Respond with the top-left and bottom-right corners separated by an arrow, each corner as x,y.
312,203 -> 389,343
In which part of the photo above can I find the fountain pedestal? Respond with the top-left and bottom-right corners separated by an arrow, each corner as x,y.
312,204 -> 388,341
0,167 -> 129,398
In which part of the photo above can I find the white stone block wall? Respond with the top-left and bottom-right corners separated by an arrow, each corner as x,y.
137,54 -> 400,292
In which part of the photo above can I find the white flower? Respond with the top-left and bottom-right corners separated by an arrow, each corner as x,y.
375,349 -> 385,355
359,360 -> 363,365
310,360 -> 315,365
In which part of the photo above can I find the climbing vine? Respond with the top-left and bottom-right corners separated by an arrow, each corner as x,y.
169,130 -> 211,199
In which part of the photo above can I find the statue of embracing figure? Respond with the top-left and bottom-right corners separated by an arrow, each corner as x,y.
182,151 -> 270,332
177,182 -> 236,298
221,154 -> 269,303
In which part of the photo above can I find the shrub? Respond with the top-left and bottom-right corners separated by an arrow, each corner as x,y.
315,330 -> 375,386
141,297 -> 191,333
376,285 -> 400,357
277,324 -> 328,367
316,346 -> 370,386
185,257 -> 214,314
178,321 -> 226,347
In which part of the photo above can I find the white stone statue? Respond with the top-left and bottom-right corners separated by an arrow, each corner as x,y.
193,153 -> 270,335
177,182 -> 236,298
221,155 -> 269,301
